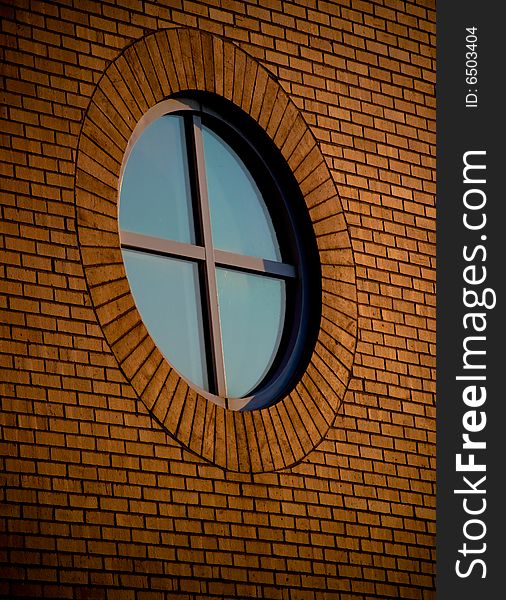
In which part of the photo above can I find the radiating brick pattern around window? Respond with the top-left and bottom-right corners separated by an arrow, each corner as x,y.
76,27 -> 357,473
0,1 -> 435,598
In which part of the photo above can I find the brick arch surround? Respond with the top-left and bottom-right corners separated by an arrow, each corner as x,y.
75,27 -> 357,473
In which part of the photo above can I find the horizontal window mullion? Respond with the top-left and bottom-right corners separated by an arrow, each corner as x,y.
120,230 -> 206,262
214,249 -> 296,279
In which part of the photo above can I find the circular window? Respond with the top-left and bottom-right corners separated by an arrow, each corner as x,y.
76,27 -> 358,470
118,97 -> 320,411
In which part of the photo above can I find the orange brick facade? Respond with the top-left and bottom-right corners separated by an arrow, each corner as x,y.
1,1 -> 436,598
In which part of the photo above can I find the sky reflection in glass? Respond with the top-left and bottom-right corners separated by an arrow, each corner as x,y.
217,268 -> 285,398
202,125 -> 281,261
119,112 -> 293,402
120,115 -> 195,244
122,249 -> 208,390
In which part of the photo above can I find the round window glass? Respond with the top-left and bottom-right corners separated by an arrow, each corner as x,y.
119,98 -> 319,411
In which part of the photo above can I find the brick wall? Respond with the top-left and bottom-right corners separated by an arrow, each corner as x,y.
1,1 -> 436,598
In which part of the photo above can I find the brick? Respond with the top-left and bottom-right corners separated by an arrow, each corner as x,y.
1,2 -> 435,598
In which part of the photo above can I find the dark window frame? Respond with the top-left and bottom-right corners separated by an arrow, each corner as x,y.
119,97 -> 320,411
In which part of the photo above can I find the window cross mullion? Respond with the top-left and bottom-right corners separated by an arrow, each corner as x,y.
120,230 -> 206,262
192,115 -> 228,401
214,249 -> 296,279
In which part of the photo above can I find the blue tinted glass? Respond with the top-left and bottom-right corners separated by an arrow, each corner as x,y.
120,115 -> 195,243
217,268 -> 285,398
202,125 -> 281,261
122,249 -> 208,390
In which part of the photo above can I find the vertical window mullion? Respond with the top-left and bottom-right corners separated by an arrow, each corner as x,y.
191,115 -> 228,401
